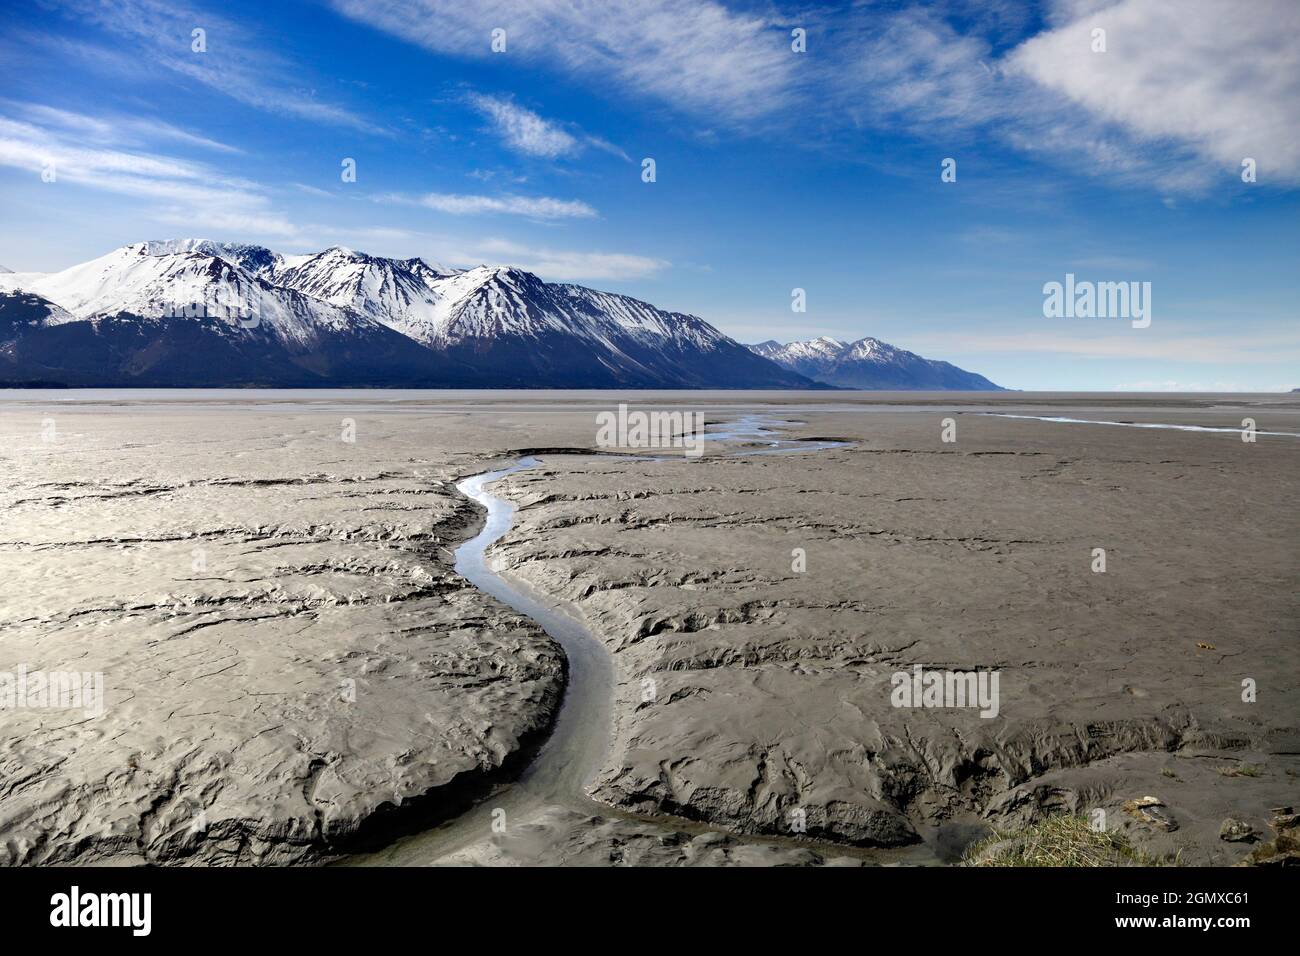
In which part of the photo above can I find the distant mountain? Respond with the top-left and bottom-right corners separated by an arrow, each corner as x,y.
271,246 -> 455,344
140,239 -> 286,278
269,246 -> 806,387
749,335 -> 1002,390
0,240 -> 818,389
0,288 -> 475,388
0,289 -> 72,335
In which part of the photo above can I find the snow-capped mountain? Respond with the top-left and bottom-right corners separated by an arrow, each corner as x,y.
271,246 -> 456,345
269,245 -> 788,386
401,264 -> 791,387
0,289 -> 73,332
0,240 -> 817,388
140,239 -> 288,278
750,336 -> 1002,390
0,244 -> 483,387
0,242 -> 379,347
0,284 -> 477,388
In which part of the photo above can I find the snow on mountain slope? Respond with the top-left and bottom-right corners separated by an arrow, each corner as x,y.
268,249 -> 807,385
270,246 -> 734,354
422,266 -> 727,351
0,270 -> 48,292
752,336 -> 845,364
0,243 -> 382,347
0,283 -> 472,389
142,239 -> 285,278
1,239 -> 821,388
0,289 -> 74,332
750,335 -> 1003,390
432,267 -> 611,344
273,246 -> 456,345
408,266 -> 811,387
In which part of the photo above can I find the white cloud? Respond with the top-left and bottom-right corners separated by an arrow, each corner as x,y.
1006,0 -> 1300,183
384,191 -> 597,219
149,207 -> 300,237
330,0 -> 796,121
840,0 -> 1300,189
468,93 -> 578,158
844,9 -> 1005,130
3,101 -> 242,154
292,182 -> 336,198
0,110 -> 299,238
472,238 -> 668,281
585,136 -> 632,162
52,0 -> 382,134
467,93 -> 632,162
324,0 -> 1300,189
261,228 -> 666,282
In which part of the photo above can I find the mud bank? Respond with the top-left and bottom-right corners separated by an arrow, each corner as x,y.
482,404 -> 1299,864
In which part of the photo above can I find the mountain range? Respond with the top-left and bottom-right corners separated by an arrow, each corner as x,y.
0,240 -> 998,389
749,336 -> 1002,390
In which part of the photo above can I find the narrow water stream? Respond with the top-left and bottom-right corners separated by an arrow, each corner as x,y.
982,412 -> 1300,438
348,418 -> 870,865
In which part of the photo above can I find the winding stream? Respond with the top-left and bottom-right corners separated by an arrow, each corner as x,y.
348,417 -> 869,865
374,409 -> 1299,865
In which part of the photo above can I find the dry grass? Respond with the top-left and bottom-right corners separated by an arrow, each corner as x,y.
963,815 -> 1165,867
1218,765 -> 1262,778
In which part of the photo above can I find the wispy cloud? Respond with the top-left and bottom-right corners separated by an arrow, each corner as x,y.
48,0 -> 383,134
836,0 -> 1300,189
0,108 -> 298,238
267,228 -> 668,282
468,93 -> 578,158
471,238 -> 668,281
380,191 -> 597,219
332,0 -> 1300,190
466,92 -> 631,161
331,0 -> 797,122
292,182 -> 336,198
2,100 -> 241,154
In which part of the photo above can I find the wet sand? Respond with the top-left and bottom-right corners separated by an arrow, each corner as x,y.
1,392 -> 1296,865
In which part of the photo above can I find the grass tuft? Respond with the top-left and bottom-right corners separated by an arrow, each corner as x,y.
963,815 -> 1165,867
1218,765 -> 1262,778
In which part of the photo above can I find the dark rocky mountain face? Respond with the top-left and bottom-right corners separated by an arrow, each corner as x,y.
0,290 -> 482,388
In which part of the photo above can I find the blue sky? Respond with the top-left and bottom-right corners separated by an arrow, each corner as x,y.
1,0 -> 1297,390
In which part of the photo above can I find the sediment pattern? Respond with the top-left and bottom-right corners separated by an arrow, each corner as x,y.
0,410 -> 564,864
486,409 -> 1300,863
2,400 -> 1296,866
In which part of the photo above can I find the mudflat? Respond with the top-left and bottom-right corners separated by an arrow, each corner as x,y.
1,392 -> 1296,866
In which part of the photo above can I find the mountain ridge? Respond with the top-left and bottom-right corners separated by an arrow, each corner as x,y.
750,335 -> 1002,390
0,240 -> 819,389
